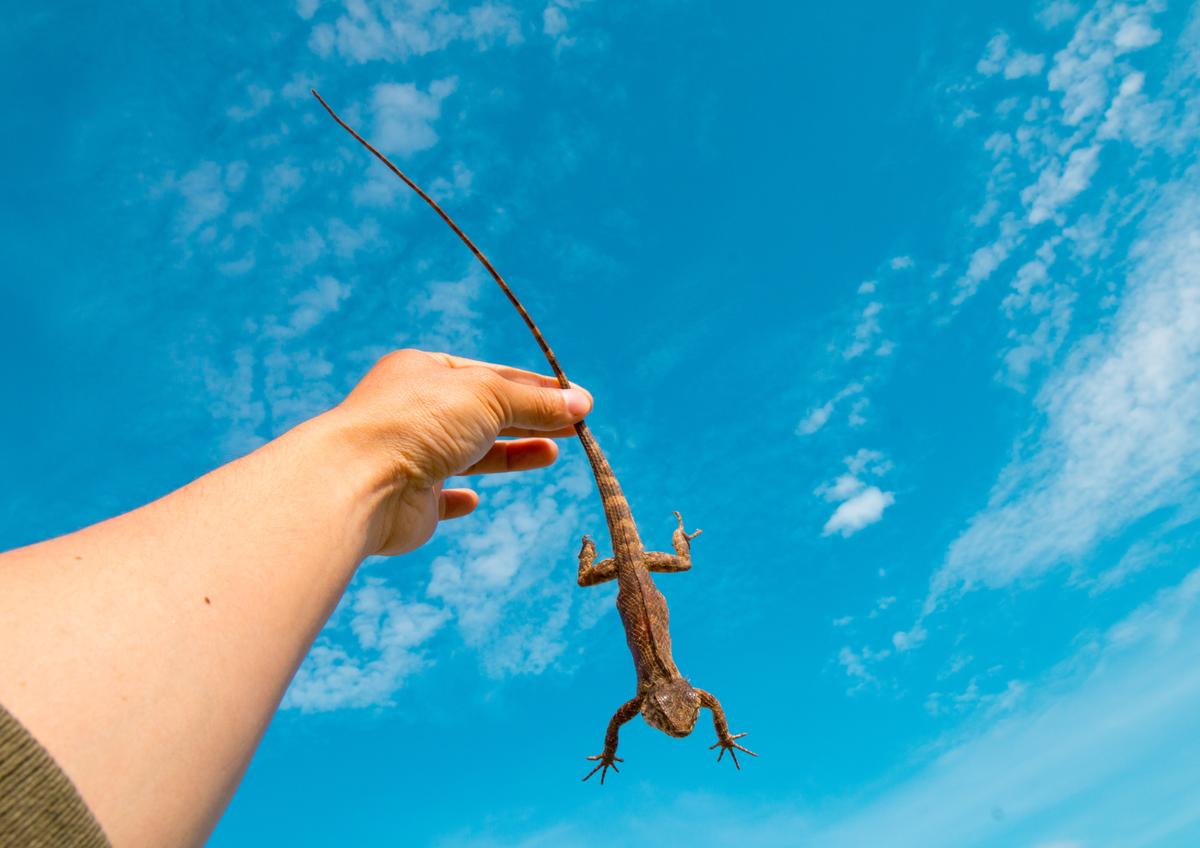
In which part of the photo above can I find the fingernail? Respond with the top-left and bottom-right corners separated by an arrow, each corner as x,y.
561,388 -> 591,417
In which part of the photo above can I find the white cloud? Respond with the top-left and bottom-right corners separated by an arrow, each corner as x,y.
347,79 -> 457,207
797,382 -> 863,435
427,460 -> 597,677
203,346 -> 266,457
1037,0 -> 1080,29
282,227 -> 326,272
370,78 -> 456,158
226,85 -> 273,121
954,214 -> 1025,303
818,450 -> 895,538
906,0 -> 1200,612
845,301 -> 883,359
927,164 -> 1200,608
281,71 -> 320,102
283,578 -> 450,711
218,250 -> 256,276
408,264 -> 484,355
327,216 -> 380,259
169,160 -> 248,238
1114,13 -> 1161,54
262,161 -> 305,211
890,256 -> 913,270
306,0 -> 522,64
848,396 -> 870,426
428,161 -> 474,202
977,33 -> 1011,77
288,275 -> 352,335
543,4 -> 568,37
838,646 -> 876,693
824,488 -> 895,538
977,32 -> 1046,79
296,0 -> 322,20
1021,144 -> 1101,224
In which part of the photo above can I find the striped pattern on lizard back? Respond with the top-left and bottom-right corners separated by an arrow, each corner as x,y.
575,421 -> 679,687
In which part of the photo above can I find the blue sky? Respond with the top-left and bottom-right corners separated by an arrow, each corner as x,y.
5,0 -> 1200,844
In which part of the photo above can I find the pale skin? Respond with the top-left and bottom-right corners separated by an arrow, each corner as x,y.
0,349 -> 593,848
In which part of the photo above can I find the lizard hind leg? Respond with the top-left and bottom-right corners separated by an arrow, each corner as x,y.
577,535 -> 618,587
641,512 -> 703,574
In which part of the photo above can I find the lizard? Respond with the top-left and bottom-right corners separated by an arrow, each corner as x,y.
311,90 -> 757,785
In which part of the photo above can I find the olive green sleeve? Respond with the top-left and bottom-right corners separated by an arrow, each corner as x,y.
0,703 -> 111,848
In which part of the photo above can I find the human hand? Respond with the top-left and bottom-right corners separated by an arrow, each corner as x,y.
329,349 -> 592,556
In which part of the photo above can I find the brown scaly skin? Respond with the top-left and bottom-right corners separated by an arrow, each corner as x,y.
577,503 -> 755,784
311,90 -> 756,785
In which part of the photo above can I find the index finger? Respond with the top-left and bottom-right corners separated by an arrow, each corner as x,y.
422,352 -> 574,391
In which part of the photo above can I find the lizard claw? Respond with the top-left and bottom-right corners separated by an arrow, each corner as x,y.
583,752 -> 624,784
708,732 -> 758,770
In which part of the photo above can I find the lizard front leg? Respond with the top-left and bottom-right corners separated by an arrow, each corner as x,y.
583,695 -> 644,784
696,688 -> 757,769
642,511 -> 703,574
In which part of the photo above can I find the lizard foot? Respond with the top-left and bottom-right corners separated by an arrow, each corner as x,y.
672,511 -> 702,542
708,732 -> 758,770
582,751 -> 623,784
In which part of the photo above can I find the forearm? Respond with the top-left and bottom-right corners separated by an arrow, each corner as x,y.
0,408 -> 390,848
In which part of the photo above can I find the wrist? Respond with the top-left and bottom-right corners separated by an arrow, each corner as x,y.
284,406 -> 410,559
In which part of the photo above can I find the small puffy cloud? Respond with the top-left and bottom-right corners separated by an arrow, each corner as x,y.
296,0 -> 322,20
977,33 -> 1010,76
409,265 -> 484,355
977,32 -> 1045,79
170,160 -> 248,238
848,396 -> 870,426
797,401 -> 835,435
327,217 -> 380,259
265,275 -> 352,339
227,85 -> 273,121
858,280 -> 876,293
892,624 -> 927,652
218,250 -> 256,276
890,255 -> 913,270
283,578 -> 450,712
370,77 -> 457,158
797,382 -> 863,435
1113,15 -> 1161,55
262,161 -> 305,211
307,0 -> 521,65
845,302 -> 883,359
428,161 -> 474,202
543,4 -> 568,36
839,644 -> 891,694
282,227 -> 326,272
1021,145 -> 1101,224
281,71 -> 320,101
1036,0 -> 1079,29
817,449 -> 895,538
1005,51 -> 1046,79
823,487 -> 896,537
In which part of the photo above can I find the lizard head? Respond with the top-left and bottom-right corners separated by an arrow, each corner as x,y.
642,679 -> 701,738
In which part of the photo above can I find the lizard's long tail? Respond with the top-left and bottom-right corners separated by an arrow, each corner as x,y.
313,90 -> 644,561
310,90 -> 571,391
